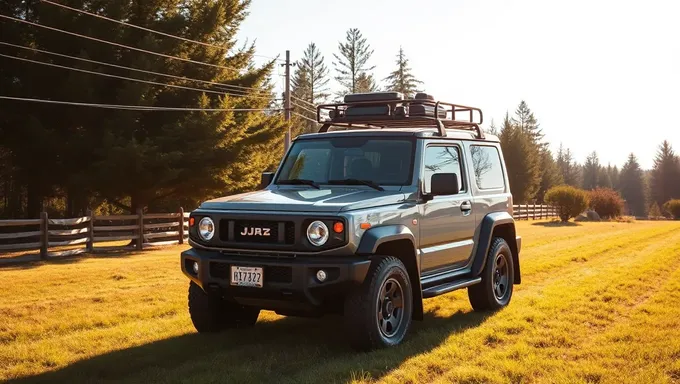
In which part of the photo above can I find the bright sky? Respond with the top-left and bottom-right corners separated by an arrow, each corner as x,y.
237,0 -> 680,169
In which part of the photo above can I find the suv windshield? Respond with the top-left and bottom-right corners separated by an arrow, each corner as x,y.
276,137 -> 414,187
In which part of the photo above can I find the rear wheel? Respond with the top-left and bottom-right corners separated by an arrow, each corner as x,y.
188,282 -> 260,332
344,256 -> 413,351
468,237 -> 514,311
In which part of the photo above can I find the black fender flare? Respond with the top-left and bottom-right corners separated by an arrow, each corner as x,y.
471,212 -> 521,283
356,225 -> 424,320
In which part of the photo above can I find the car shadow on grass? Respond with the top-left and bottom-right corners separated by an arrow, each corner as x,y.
12,308 -> 493,384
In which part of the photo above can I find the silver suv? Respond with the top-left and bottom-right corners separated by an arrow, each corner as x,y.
181,92 -> 522,350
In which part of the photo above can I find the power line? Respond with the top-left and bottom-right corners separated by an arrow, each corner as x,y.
0,53 -> 279,100
0,41 -> 272,96
0,95 -> 283,112
40,0 -> 283,62
291,102 -> 317,115
291,95 -> 316,107
0,13 -> 246,73
292,112 -> 319,125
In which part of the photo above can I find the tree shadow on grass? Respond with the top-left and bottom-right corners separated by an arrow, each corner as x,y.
0,249 -> 159,271
12,308 -> 492,384
531,220 -> 581,227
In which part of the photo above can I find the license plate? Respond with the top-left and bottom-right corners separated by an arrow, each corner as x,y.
230,266 -> 263,288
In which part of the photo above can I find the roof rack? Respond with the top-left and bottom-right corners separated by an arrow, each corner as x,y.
316,92 -> 485,139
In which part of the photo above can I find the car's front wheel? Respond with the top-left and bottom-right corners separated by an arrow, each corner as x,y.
188,282 -> 260,332
344,256 -> 413,351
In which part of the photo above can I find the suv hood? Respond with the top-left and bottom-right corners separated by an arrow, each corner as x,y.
199,188 -> 406,213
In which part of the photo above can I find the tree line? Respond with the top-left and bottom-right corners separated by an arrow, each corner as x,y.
494,101 -> 680,217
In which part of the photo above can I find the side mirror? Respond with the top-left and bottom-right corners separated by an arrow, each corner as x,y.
260,172 -> 275,189
430,173 -> 460,196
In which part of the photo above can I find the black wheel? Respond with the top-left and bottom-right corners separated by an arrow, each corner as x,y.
468,237 -> 514,311
344,256 -> 413,351
188,282 -> 260,333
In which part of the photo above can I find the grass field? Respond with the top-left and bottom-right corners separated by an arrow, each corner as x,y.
2,220 -> 680,384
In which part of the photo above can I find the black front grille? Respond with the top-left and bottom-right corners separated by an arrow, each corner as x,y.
265,266 -> 292,283
285,222 -> 296,244
210,262 -> 230,279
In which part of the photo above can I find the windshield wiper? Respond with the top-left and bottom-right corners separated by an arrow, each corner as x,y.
277,178 -> 320,189
327,179 -> 384,191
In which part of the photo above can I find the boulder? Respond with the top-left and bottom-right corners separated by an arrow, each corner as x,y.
586,210 -> 601,221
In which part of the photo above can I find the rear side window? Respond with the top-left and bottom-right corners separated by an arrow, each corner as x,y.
470,145 -> 505,190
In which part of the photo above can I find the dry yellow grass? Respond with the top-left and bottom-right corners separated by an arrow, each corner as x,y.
2,220 -> 680,383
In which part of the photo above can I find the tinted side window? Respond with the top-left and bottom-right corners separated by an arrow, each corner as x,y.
423,146 -> 464,193
470,145 -> 504,190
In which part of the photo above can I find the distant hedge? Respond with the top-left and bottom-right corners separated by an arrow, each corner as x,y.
545,185 -> 590,222
589,188 -> 624,219
664,199 -> 680,219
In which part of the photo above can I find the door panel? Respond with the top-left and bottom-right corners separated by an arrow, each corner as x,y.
418,143 -> 477,274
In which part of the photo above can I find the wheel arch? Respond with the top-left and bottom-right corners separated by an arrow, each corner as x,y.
357,225 -> 424,321
472,212 -> 521,284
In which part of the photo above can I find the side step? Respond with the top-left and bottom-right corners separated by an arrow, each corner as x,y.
422,277 -> 482,298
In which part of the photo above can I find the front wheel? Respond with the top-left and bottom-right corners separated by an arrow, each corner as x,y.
468,237 -> 514,311
344,256 -> 413,351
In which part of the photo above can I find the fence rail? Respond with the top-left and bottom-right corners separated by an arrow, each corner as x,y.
0,208 -> 189,261
512,204 -> 558,220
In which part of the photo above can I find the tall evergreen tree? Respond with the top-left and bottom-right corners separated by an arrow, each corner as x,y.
650,140 -> 680,206
536,148 -> 564,202
499,113 -> 541,203
556,143 -> 580,186
582,151 -> 601,190
0,0 -> 285,217
333,28 -> 375,95
293,42 -> 330,105
619,153 -> 648,217
606,164 -> 620,190
597,166 -> 612,189
355,72 -> 379,93
511,101 -> 544,146
383,47 -> 422,96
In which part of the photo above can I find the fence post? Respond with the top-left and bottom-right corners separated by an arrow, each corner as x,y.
178,207 -> 184,245
40,211 -> 48,259
86,210 -> 94,253
137,209 -> 144,251
532,204 -> 536,220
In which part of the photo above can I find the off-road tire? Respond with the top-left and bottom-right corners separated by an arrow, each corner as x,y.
468,237 -> 514,311
188,282 -> 260,332
344,256 -> 413,351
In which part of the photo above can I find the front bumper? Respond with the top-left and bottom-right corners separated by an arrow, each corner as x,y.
181,247 -> 371,313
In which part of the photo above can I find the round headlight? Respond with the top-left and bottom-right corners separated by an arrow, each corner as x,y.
198,217 -> 215,241
307,220 -> 329,246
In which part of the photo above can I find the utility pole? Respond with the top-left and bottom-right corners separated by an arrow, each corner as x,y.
282,50 -> 292,152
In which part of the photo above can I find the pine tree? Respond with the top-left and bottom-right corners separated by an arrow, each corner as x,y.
293,42 -> 330,105
0,0 -> 286,216
582,151 -> 601,190
383,47 -> 422,96
333,28 -> 375,95
556,143 -> 580,186
607,164 -> 620,190
536,148 -> 564,202
650,140 -> 680,206
355,72 -> 379,93
619,153 -> 648,217
511,101 -> 544,146
597,167 -> 612,189
499,113 -> 541,203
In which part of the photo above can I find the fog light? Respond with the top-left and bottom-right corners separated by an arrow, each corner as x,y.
316,269 -> 327,282
192,261 -> 199,275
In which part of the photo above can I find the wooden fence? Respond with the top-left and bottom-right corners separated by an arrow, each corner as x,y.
0,208 -> 189,261
512,204 -> 558,220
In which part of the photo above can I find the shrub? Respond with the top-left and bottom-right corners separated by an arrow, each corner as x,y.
663,199 -> 680,219
544,185 -> 590,222
589,188 -> 624,219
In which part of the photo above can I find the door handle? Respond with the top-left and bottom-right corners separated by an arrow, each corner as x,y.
460,201 -> 472,212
